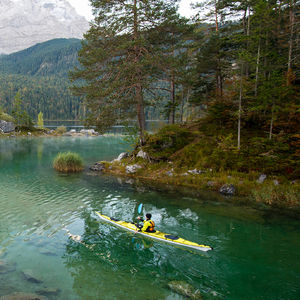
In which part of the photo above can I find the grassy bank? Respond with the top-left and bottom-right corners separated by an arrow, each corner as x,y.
99,121 -> 300,211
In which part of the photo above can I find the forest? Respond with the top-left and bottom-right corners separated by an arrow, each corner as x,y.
71,0 -> 299,142
0,39 -> 82,120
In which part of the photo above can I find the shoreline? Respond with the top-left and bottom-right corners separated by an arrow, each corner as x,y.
95,158 -> 300,218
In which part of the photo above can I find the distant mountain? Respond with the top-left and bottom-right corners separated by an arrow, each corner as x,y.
0,0 -> 89,54
0,38 -> 83,120
0,38 -> 82,77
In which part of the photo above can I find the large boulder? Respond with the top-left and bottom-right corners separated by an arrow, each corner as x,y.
115,152 -> 129,161
0,120 -> 15,133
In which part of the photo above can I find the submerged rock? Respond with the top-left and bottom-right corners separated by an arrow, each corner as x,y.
0,261 -> 16,274
219,184 -> 236,196
36,287 -> 60,296
126,164 -> 142,174
22,269 -> 43,283
168,281 -> 202,299
0,292 -> 48,300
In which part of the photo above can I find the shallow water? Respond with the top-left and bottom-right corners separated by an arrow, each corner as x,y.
0,137 -> 299,299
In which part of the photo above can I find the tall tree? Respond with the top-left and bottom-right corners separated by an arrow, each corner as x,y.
70,0 -> 179,143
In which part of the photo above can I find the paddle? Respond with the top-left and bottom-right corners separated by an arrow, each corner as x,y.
138,203 -> 143,214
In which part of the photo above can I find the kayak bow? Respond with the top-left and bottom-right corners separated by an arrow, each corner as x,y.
96,212 -> 212,252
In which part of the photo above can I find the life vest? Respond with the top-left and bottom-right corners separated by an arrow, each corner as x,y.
142,219 -> 155,232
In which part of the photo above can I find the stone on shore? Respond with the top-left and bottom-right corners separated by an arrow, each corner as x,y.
126,164 -> 142,174
0,120 -> 15,133
115,152 -> 129,161
136,150 -> 148,160
219,184 -> 236,196
89,162 -> 105,172
257,174 -> 267,183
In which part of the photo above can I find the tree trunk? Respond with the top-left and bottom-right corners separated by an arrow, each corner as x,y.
133,0 -> 145,143
254,39 -> 261,97
238,64 -> 243,150
269,103 -> 274,140
287,0 -> 295,85
170,73 -> 175,124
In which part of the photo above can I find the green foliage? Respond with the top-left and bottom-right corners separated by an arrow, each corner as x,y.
11,92 -> 34,129
56,125 -> 67,134
0,74 -> 82,120
0,107 -> 14,122
143,124 -> 194,160
37,112 -> 44,129
0,38 -> 81,77
53,152 -> 84,173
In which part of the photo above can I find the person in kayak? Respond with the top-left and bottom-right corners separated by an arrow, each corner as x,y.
136,213 -> 156,233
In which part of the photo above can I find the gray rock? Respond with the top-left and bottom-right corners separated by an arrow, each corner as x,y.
168,281 -> 202,300
166,171 -> 173,177
70,129 -> 76,133
207,181 -> 215,187
126,164 -> 142,174
273,180 -> 279,185
22,269 -> 43,284
0,292 -> 48,300
89,162 -> 105,172
220,184 -> 236,196
136,150 -> 148,160
115,152 -> 129,161
187,169 -> 205,175
257,174 -> 267,183
0,120 -> 15,133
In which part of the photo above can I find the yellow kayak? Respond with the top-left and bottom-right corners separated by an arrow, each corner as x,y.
96,212 -> 212,252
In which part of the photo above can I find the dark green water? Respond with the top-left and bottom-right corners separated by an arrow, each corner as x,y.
0,137 -> 299,299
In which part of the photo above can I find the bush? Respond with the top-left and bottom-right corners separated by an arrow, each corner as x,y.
56,125 -> 67,134
53,152 -> 84,173
144,124 -> 194,160
0,111 -> 14,123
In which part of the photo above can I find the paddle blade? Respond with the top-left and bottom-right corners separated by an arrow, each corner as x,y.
138,203 -> 143,214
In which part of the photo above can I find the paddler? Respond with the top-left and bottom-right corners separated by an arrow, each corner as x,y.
136,213 -> 156,233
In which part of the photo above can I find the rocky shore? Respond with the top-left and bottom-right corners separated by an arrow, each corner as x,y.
89,150 -> 300,215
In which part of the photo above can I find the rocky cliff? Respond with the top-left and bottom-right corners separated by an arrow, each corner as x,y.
0,0 -> 89,54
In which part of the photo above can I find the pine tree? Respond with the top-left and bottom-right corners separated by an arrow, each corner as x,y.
70,0 -> 179,142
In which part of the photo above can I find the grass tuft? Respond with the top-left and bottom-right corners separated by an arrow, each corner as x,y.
53,152 -> 83,173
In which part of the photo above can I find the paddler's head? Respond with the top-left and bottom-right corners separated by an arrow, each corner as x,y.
146,213 -> 151,220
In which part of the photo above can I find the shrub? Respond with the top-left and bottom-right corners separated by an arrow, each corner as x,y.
144,124 -> 194,160
53,152 -> 83,173
56,125 -> 67,134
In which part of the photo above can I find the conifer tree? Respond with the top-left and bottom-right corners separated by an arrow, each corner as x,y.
70,0 -> 179,142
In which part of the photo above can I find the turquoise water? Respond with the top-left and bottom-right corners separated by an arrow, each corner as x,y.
0,137 -> 299,299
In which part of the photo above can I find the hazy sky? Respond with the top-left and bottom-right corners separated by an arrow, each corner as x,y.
67,0 -> 197,21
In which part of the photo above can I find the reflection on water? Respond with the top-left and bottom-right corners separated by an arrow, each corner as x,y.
0,137 -> 299,299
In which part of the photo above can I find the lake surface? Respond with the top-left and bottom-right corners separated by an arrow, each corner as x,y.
0,137 -> 299,299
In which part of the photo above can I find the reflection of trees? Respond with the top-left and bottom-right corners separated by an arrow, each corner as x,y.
62,211 -> 182,299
